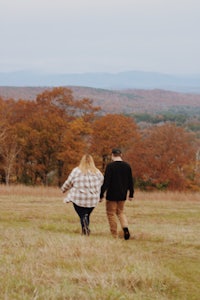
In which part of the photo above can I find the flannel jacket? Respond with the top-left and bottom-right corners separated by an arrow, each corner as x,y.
61,167 -> 104,207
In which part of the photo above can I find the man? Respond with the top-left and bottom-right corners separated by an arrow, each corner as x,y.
100,148 -> 134,239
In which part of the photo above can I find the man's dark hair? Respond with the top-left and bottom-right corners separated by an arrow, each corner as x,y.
112,148 -> 122,156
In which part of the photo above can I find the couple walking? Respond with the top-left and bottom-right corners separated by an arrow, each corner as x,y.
61,148 -> 134,240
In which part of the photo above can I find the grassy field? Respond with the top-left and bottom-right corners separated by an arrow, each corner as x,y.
0,186 -> 200,300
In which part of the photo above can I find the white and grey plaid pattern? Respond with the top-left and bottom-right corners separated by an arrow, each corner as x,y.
61,167 -> 104,207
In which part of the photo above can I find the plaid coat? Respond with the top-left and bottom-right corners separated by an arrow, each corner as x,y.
61,167 -> 104,207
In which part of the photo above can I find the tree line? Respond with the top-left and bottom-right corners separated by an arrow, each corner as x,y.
0,87 -> 199,190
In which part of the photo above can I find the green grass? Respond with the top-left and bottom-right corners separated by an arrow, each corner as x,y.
0,187 -> 200,299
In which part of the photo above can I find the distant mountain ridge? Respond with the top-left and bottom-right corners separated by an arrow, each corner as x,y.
0,70 -> 200,93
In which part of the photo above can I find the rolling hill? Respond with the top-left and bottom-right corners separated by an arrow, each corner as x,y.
0,86 -> 200,115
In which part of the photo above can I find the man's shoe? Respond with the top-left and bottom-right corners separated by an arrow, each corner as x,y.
123,227 -> 130,240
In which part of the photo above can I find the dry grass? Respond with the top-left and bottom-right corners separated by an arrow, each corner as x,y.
0,186 -> 200,300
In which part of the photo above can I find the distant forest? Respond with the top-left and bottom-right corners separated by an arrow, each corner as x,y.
1,86 -> 200,113
1,86 -> 200,136
0,86 -> 200,190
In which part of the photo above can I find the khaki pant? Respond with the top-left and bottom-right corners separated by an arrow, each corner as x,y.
106,200 -> 128,238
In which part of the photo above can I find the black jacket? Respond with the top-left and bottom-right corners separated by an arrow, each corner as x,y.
100,161 -> 134,201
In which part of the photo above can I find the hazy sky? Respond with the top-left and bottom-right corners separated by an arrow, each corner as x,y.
1,0 -> 200,75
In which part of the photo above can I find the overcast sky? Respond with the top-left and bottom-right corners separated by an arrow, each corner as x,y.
1,0 -> 200,75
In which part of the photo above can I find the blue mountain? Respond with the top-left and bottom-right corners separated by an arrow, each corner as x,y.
0,70 -> 200,93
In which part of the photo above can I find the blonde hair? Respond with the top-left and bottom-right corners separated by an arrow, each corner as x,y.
78,154 -> 99,174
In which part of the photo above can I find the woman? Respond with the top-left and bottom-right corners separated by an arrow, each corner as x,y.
61,154 -> 104,235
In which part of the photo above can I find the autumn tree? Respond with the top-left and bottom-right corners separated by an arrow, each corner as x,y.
36,87 -> 100,120
58,117 -> 94,184
0,98 -> 23,184
0,97 -> 7,143
10,88 -> 100,185
90,114 -> 140,171
1,133 -> 21,185
127,124 -> 197,190
0,97 -> 7,182
34,87 -> 100,184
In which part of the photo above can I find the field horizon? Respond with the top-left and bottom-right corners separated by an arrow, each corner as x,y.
0,186 -> 200,299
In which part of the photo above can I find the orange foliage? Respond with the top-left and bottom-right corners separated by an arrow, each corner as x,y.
127,124 -> 197,190
0,91 -> 199,190
0,88 -> 99,185
90,114 -> 140,170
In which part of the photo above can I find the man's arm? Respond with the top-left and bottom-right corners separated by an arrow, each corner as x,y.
128,167 -> 134,198
100,164 -> 111,199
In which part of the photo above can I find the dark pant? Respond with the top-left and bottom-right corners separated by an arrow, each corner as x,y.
73,203 -> 94,233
